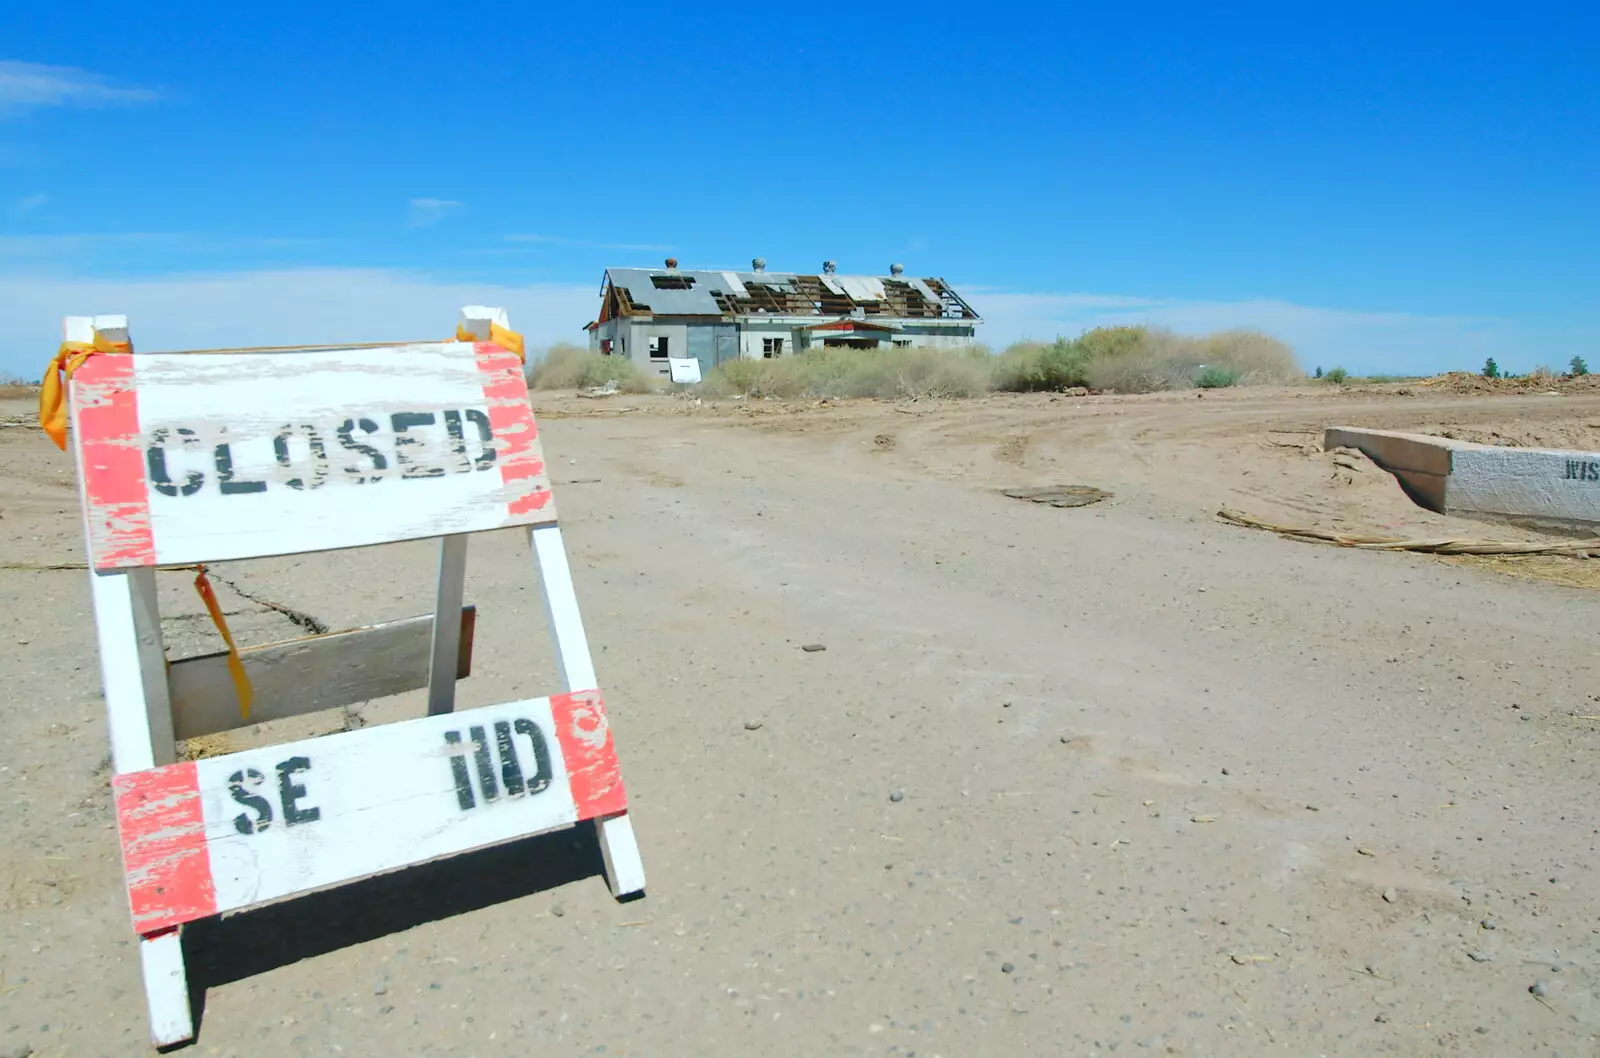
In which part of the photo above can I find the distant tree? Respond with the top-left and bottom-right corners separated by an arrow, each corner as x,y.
1483,358 -> 1500,379
1571,356 -> 1589,377
1326,367 -> 1348,384
1314,366 -> 1323,379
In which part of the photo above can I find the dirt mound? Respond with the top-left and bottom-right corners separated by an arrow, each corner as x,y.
1417,371 -> 1600,396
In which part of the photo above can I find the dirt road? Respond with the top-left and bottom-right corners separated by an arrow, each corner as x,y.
3,385 -> 1599,1056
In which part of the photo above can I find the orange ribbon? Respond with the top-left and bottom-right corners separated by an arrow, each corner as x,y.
456,321 -> 525,362
192,566 -> 255,721
39,332 -> 132,449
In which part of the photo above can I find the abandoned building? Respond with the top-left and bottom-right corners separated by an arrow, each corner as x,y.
584,259 -> 981,378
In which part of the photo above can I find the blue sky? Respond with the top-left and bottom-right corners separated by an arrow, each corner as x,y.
1,2 -> 1596,378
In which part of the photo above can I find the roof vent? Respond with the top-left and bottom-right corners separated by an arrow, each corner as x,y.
664,257 -> 679,270
752,257 -> 766,272
889,262 -> 905,277
822,259 -> 837,275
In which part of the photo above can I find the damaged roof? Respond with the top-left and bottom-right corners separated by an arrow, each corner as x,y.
595,268 -> 980,324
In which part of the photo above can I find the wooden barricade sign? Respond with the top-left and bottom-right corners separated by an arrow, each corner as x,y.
61,310 -> 645,1049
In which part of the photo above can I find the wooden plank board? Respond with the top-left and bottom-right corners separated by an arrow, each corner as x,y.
168,607 -> 477,741
68,341 -> 556,570
114,690 -> 627,933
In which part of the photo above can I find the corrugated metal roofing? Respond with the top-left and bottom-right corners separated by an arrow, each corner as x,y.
604,268 -> 727,315
601,267 -> 979,321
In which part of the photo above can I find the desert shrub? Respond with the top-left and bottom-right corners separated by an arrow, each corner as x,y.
1325,367 -> 1348,384
1570,356 -> 1589,377
704,345 -> 991,400
1075,325 -> 1148,362
1082,328 -> 1299,393
1531,364 -> 1556,380
1196,365 -> 1239,388
991,338 -> 1092,391
1362,374 -> 1414,384
530,343 -> 650,392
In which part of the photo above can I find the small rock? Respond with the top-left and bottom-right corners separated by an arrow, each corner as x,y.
1000,962 -> 1015,973
373,981 -> 388,996
1059,736 -> 1070,744
1520,713 -> 1532,721
1382,888 -> 1399,904
1475,1026 -> 1489,1035
1357,847 -> 1376,857
1305,804 -> 1319,811
801,643 -> 826,653
378,1005 -> 394,1016
889,790 -> 905,803
550,905 -> 565,917
743,720 -> 763,731
1481,917 -> 1498,930
1468,950 -> 1492,963
1374,1013 -> 1388,1023
1530,979 -> 1550,998
1220,767 -> 1230,776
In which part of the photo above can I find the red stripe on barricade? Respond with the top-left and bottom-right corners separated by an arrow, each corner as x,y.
550,690 -> 628,820
113,763 -> 217,932
74,355 -> 156,568
473,343 -> 554,518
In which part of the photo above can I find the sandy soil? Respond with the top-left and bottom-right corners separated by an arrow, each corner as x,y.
4,383 -> 1600,1056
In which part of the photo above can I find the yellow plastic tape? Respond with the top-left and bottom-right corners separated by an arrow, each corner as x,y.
456,320 -> 526,362
39,331 -> 131,450
192,566 -> 255,722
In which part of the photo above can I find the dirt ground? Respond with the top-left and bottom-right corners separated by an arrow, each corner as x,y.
4,382 -> 1600,1057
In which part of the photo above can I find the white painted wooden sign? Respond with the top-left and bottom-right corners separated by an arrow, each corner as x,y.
667,356 -> 702,384
115,691 -> 625,932
64,311 -> 646,1050
69,340 -> 554,569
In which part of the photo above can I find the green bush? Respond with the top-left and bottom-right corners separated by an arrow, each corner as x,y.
1483,357 -> 1500,379
1196,365 -> 1240,388
1570,356 -> 1589,377
1325,367 -> 1348,384
530,343 -> 651,392
703,345 -> 991,400
991,338 -> 1091,391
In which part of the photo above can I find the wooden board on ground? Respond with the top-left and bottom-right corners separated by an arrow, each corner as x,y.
167,607 -> 477,740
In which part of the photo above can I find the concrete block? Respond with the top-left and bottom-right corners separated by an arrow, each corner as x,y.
1324,426 -> 1600,532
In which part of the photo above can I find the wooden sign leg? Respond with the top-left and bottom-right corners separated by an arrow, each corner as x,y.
528,524 -> 646,898
427,534 -> 470,715
88,567 -> 194,1047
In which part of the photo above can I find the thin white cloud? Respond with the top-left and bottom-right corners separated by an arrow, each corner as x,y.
0,60 -> 158,114
0,231 -> 178,256
11,192 -> 47,213
407,198 -> 461,229
0,267 -> 595,378
505,233 -> 674,253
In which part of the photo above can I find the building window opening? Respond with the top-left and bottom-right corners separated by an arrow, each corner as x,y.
600,338 -> 614,355
762,337 -> 785,358
649,336 -> 669,359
